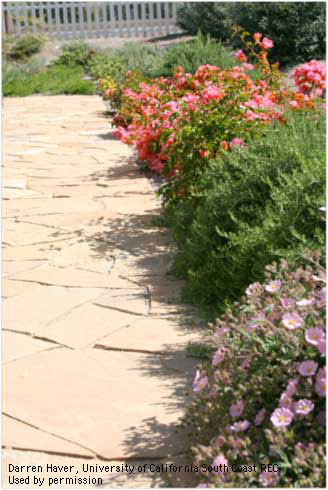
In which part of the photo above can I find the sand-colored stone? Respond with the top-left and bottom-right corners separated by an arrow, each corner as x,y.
94,288 -> 149,316
95,316 -> 202,353
43,303 -> 138,349
2,331 -> 56,363
4,285 -> 106,336
2,95 -> 201,487
3,348 -> 193,459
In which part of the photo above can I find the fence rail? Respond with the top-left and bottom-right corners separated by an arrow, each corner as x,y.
2,2 -> 179,39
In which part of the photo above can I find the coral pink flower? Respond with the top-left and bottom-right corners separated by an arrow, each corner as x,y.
229,138 -> 245,149
199,149 -> 209,158
253,32 -> 262,43
242,63 -> 255,71
234,49 -> 247,62
270,407 -> 294,427
260,37 -> 274,49
255,408 -> 266,426
298,360 -> 318,377
220,140 -> 228,151
229,400 -> 244,418
282,312 -> 303,329
265,280 -> 281,293
294,399 -> 314,415
305,327 -> 325,346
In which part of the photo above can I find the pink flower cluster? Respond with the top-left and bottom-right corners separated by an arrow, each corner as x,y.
292,60 -> 326,97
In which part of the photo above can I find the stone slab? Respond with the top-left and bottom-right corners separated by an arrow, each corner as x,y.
2,331 -> 55,363
94,288 -> 149,316
2,417 -> 94,458
3,285 -> 106,336
2,179 -> 27,190
43,303 -> 138,349
3,348 -> 193,459
2,260 -> 44,278
95,317 -> 202,353
4,220 -> 73,247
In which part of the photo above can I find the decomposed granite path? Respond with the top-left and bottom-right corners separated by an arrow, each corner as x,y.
2,96 -> 204,488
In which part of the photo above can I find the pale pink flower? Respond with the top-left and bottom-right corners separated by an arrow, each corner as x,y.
317,411 -> 325,426
294,399 -> 314,415
271,408 -> 294,427
265,280 -> 281,293
255,408 -> 266,426
214,326 -> 229,337
285,378 -> 299,397
279,392 -> 293,410
229,400 -> 244,418
212,349 -> 225,366
317,338 -> 326,355
230,420 -> 250,432
259,470 -> 279,487
298,360 -> 318,377
315,377 -> 326,397
193,370 -> 208,392
297,298 -> 315,306
317,288 -> 326,308
305,327 -> 325,346
282,312 -> 303,329
245,282 -> 262,296
280,297 -> 295,309
212,454 -> 228,471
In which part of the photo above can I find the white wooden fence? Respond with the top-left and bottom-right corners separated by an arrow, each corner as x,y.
2,2 -> 179,39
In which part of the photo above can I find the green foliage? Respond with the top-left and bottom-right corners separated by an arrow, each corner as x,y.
52,41 -> 96,68
163,110 -> 325,314
176,2 -> 234,41
2,62 -> 95,97
177,2 -> 326,66
149,32 -> 235,77
8,34 -> 45,61
231,2 -> 326,66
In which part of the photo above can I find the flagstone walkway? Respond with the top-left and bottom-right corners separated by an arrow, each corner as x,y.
2,96 -> 203,488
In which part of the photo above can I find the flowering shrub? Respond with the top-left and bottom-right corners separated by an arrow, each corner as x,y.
186,248 -> 326,487
102,28 -> 324,203
292,60 -> 326,97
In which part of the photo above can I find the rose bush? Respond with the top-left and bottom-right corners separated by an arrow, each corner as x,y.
186,247 -> 326,487
100,29 -> 325,204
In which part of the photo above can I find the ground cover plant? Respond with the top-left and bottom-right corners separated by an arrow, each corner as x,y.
2,61 -> 95,97
187,246 -> 326,487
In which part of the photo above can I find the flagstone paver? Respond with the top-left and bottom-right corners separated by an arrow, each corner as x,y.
2,95 -> 202,488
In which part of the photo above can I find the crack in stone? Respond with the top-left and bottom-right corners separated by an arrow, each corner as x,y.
8,278 -> 124,289
93,302 -> 149,317
5,236 -> 76,248
13,219 -> 68,232
2,328 -> 73,349
93,344 -> 167,356
2,445 -> 185,463
2,413 -> 98,458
